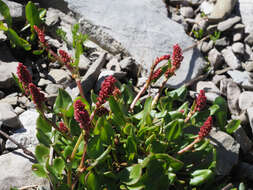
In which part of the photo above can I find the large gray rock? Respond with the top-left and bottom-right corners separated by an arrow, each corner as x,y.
217,16 -> 241,32
0,148 -> 50,190
6,109 -> 39,149
221,47 -> 241,69
0,46 -> 19,89
238,0 -> 253,34
209,129 -> 240,176
226,81 -> 241,115
227,70 -> 253,90
234,125 -> 253,154
63,0 -> 206,88
238,91 -> 253,110
0,103 -> 20,129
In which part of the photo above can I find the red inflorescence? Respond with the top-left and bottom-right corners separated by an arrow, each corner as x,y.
198,116 -> 212,139
172,44 -> 183,69
95,106 -> 109,117
59,49 -> 72,64
151,67 -> 162,81
29,83 -> 45,109
59,122 -> 68,133
74,99 -> 90,130
195,90 -> 207,111
154,54 -> 170,67
96,76 -> 117,107
17,63 -> 32,86
34,25 -> 45,43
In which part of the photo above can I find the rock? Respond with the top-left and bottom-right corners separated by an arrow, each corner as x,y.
95,70 -> 127,92
180,6 -> 194,18
238,91 -> 253,110
215,37 -> 229,48
0,90 -> 5,98
236,162 -> 253,181
5,109 -> 39,149
245,44 -> 253,61
243,61 -> 253,72
119,57 -> 136,71
232,42 -> 245,55
0,46 -> 19,89
45,8 -> 60,26
233,33 -> 242,42
0,103 -> 20,129
227,70 -> 253,90
0,0 -> 24,22
137,76 -> 148,88
195,14 -> 208,30
48,69 -> 71,85
209,129 -> 240,176
247,107 -> 253,135
244,33 -> 253,46
238,0 -> 253,34
200,41 -> 213,53
196,81 -> 221,102
220,78 -> 232,96
226,81 -> 241,115
0,30 -> 7,41
38,78 -> 52,87
63,0 -> 206,88
0,148 -> 50,190
233,23 -> 245,30
45,83 -> 62,95
208,48 -> 224,69
221,47 -> 241,69
81,52 -> 107,93
14,107 -> 25,115
0,93 -> 18,105
79,55 -> 91,75
212,74 -> 226,86
106,57 -> 121,72
208,0 -> 237,21
200,1 -> 214,15
234,125 -> 253,153
232,110 -> 249,125
217,16 -> 241,32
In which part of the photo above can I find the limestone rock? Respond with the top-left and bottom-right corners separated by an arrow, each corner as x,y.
0,103 -> 20,129
217,16 -> 241,32
226,81 -> 241,115
238,91 -> 253,110
238,0 -> 253,34
221,47 -> 241,69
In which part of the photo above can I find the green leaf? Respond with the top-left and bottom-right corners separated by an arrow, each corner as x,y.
33,49 -> 44,55
0,21 -> 8,31
25,1 -> 42,29
142,97 -> 152,125
36,115 -> 52,133
190,169 -> 214,186
12,73 -> 24,93
6,28 -> 31,50
109,96 -> 126,126
164,119 -> 183,141
86,172 -> 101,190
120,164 -> 142,186
239,182 -> 246,190
32,163 -> 47,178
87,145 -> 112,171
36,128 -> 52,147
154,153 -> 184,171
0,0 -> 12,27
35,144 -> 50,163
214,96 -> 227,130
166,85 -> 187,101
69,118 -> 81,136
209,104 -> 220,115
87,136 -> 104,159
53,158 -> 65,174
91,90 -> 98,104
225,120 -> 241,134
126,136 -> 137,160
95,117 -> 114,144
54,88 -> 72,113
63,145 -> 73,159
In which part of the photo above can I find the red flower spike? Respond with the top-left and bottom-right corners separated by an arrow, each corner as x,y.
17,63 -> 32,86
59,49 -> 72,64
74,100 -> 90,130
151,68 -> 162,81
59,122 -> 68,133
198,116 -> 212,139
195,90 -> 207,111
154,54 -> 170,67
95,106 -> 109,117
34,25 -> 45,43
172,44 -> 183,69
96,76 -> 117,107
29,83 -> 45,109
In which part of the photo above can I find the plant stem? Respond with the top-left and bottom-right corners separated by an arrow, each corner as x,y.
0,129 -> 36,159
152,76 -> 169,107
70,131 -> 84,161
177,137 -> 201,154
78,131 -> 89,172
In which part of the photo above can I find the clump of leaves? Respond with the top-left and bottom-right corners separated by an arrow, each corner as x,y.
193,29 -> 204,40
210,30 -> 221,42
